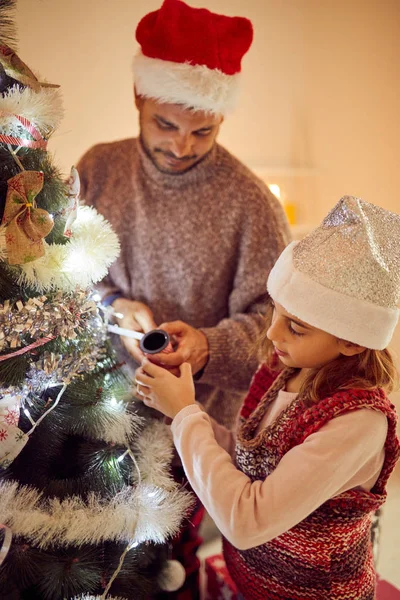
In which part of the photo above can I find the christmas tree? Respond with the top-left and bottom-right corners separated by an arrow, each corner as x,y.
0,2 -> 192,598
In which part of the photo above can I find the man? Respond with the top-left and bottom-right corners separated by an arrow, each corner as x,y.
77,0 -> 290,596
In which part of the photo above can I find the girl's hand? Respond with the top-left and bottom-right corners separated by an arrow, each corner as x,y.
135,358 -> 196,419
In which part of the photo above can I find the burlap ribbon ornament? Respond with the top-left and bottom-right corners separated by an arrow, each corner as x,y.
1,171 -> 54,265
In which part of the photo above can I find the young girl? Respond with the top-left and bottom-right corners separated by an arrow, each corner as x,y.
135,196 -> 400,600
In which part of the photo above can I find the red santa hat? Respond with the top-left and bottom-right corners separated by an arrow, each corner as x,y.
133,0 -> 253,115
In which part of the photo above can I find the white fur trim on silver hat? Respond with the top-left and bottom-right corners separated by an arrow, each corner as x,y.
133,51 -> 241,115
267,242 -> 399,350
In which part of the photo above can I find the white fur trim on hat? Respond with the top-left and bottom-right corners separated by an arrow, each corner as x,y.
133,51 -> 240,115
267,242 -> 399,350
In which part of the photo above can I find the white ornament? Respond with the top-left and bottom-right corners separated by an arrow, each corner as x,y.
19,205 -> 120,292
158,559 -> 186,592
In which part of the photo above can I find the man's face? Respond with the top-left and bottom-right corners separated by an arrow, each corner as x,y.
136,95 -> 223,174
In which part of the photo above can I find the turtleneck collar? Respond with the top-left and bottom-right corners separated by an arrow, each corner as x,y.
136,137 -> 218,189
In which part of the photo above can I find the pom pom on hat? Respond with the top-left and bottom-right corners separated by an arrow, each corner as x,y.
133,0 -> 253,115
267,196 -> 400,350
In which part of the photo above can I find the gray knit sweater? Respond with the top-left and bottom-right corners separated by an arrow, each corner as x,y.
77,138 -> 290,426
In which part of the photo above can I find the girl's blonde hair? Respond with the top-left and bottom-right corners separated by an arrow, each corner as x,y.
257,303 -> 399,404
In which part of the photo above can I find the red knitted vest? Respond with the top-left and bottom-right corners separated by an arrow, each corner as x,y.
223,365 -> 400,600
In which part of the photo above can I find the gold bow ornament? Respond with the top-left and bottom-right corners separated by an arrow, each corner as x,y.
1,171 -> 54,265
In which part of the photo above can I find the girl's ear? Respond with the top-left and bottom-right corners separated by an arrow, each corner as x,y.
338,340 -> 366,357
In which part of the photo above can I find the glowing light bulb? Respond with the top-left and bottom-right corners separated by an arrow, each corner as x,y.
269,184 -> 281,200
23,409 -> 35,426
117,449 -> 129,463
129,541 -> 139,549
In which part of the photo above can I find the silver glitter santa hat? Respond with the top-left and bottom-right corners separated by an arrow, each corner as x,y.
267,196 -> 400,349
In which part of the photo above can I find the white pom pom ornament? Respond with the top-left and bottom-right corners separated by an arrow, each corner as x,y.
158,559 -> 186,592
18,205 -> 120,292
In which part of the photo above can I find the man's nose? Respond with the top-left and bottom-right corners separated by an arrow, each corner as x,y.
171,134 -> 192,158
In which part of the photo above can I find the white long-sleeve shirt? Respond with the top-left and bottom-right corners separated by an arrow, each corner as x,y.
171,390 -> 387,551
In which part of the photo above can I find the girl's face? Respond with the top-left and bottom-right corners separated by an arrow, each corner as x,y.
266,301 -> 344,370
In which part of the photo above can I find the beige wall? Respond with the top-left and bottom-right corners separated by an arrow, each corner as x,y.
15,0 -> 400,217
15,0 -> 400,392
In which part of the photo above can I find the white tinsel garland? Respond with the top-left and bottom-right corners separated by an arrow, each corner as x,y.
16,243 -> 73,291
0,480 -> 194,549
63,205 -> 121,287
93,404 -> 143,447
0,85 -> 63,136
16,206 -> 120,292
132,420 -> 177,491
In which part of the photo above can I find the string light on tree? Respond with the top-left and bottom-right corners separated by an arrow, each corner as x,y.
0,2 -> 192,597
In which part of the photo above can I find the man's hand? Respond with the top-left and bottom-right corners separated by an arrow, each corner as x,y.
135,359 -> 196,419
112,298 -> 157,363
149,320 -> 209,376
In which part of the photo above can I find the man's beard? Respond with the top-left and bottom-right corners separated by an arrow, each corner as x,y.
140,135 -> 208,175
